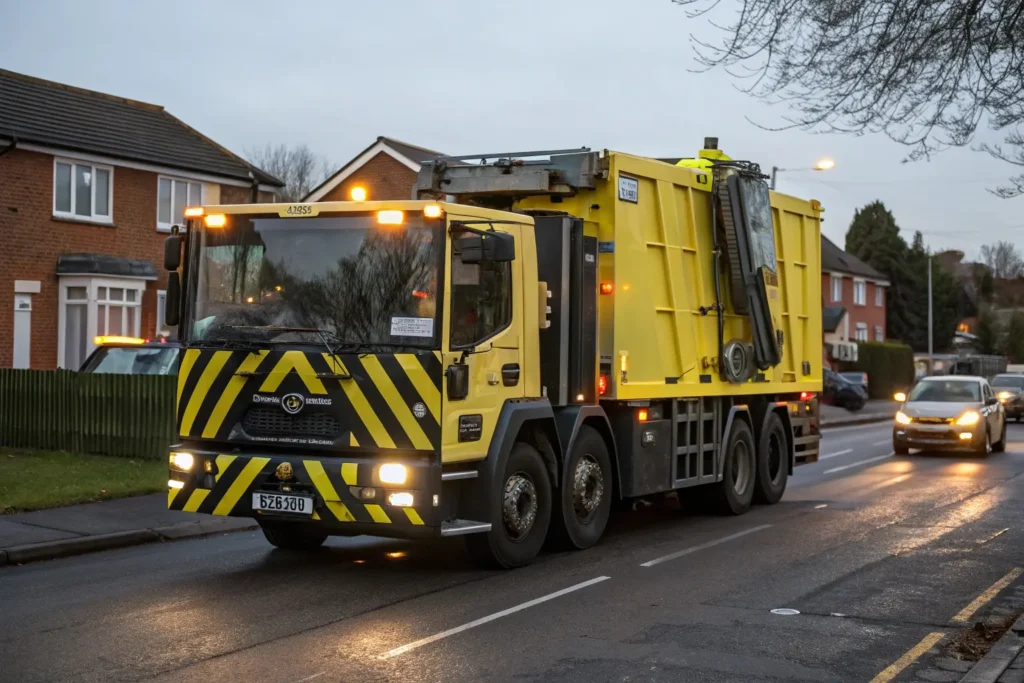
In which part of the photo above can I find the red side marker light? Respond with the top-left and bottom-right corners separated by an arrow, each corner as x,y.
638,408 -> 649,422
800,392 -> 814,401
600,282 -> 614,295
412,290 -> 429,299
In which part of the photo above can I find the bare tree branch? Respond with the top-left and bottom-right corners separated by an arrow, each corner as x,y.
674,0 -> 1024,196
246,143 -> 334,202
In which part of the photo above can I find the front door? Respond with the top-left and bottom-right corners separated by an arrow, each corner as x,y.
440,222 -> 525,463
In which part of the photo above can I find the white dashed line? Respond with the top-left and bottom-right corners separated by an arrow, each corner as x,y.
820,449 -> 853,460
872,439 -> 892,446
823,453 -> 893,475
640,525 -> 772,567
381,576 -> 611,658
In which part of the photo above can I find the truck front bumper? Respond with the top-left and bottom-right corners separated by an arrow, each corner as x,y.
167,449 -> 442,540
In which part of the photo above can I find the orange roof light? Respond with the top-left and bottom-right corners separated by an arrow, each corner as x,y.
350,186 -> 368,202
423,204 -> 442,219
95,335 -> 145,346
184,206 -> 204,218
205,214 -> 226,228
377,210 -> 404,225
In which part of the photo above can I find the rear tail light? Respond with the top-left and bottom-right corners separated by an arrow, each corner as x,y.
800,392 -> 815,401
598,374 -> 608,396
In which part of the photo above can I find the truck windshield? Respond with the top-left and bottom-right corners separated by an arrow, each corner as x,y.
188,213 -> 442,348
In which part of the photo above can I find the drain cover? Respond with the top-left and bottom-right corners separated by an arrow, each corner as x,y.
770,608 -> 801,616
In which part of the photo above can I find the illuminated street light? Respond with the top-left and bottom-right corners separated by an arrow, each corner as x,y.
771,157 -> 836,190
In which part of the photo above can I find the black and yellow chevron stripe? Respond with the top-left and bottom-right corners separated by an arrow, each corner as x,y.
167,454 -> 431,526
175,348 -> 443,451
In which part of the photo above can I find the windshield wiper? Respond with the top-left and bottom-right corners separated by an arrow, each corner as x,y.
227,325 -> 351,379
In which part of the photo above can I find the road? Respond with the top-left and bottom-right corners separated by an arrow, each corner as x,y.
2,421 -> 1022,683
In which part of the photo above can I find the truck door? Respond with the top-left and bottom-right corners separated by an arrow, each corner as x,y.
441,222 -> 525,462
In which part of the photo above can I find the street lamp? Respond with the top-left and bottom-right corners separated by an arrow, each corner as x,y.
770,157 -> 836,190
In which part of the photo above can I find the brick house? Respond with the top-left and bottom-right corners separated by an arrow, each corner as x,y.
821,236 -> 889,343
0,69 -> 282,370
304,136 -> 444,202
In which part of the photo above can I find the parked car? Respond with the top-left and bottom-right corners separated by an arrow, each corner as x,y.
893,375 -> 1006,456
79,336 -> 181,375
823,369 -> 867,412
839,371 -> 869,395
991,373 -> 1024,422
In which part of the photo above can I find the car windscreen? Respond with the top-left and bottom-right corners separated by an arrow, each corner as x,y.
991,375 -> 1024,389
907,380 -> 981,403
86,347 -> 180,375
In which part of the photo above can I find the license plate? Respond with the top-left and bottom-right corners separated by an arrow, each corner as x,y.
252,492 -> 314,516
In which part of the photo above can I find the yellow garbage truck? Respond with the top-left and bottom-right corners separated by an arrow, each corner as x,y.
162,138 -> 822,568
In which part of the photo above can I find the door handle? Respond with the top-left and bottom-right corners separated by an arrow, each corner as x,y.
501,363 -> 520,387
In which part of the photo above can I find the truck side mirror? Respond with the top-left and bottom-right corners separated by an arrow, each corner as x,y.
165,272 -> 181,327
164,235 -> 181,271
446,363 -> 469,401
456,232 -> 515,264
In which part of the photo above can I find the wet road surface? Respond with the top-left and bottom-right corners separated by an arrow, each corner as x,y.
2,420 -> 1022,682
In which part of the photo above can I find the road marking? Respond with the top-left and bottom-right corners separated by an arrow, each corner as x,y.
381,576 -> 611,658
292,673 -> 325,683
823,453 -> 892,475
872,439 -> 891,446
820,449 -> 853,460
869,632 -> 945,683
951,567 -> 1024,624
640,525 -> 772,567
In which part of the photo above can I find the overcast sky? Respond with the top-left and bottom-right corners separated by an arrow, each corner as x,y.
6,0 -> 1021,258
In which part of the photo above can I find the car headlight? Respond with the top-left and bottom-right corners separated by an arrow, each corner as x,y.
956,411 -> 981,426
998,391 -> 1014,402
895,411 -> 912,425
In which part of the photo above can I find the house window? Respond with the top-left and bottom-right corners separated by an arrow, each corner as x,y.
875,326 -> 884,341
853,280 -> 866,306
157,177 -> 203,232
831,275 -> 843,302
875,285 -> 884,307
54,159 -> 113,222
855,322 -> 868,342
58,277 -> 146,369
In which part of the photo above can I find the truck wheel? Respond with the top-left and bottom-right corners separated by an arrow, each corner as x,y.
549,426 -> 613,550
753,412 -> 788,505
466,442 -> 552,569
260,521 -> 328,551
714,419 -> 756,515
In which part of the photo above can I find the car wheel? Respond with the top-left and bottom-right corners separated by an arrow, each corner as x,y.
993,420 -> 1007,453
753,412 -> 788,505
976,428 -> 992,457
466,442 -> 552,569
548,426 -> 613,550
894,442 -> 909,456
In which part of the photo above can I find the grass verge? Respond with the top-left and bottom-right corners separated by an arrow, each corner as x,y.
0,449 -> 165,514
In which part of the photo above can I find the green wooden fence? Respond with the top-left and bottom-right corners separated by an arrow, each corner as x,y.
0,370 -> 176,460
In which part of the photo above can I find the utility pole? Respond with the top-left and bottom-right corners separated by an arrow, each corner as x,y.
928,255 -> 934,365
770,166 -> 778,190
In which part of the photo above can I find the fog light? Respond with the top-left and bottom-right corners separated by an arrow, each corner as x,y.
170,452 -> 194,471
203,459 -> 214,473
379,463 -> 408,485
959,432 -> 973,440
360,487 -> 377,500
388,492 -> 414,507
168,479 -> 184,489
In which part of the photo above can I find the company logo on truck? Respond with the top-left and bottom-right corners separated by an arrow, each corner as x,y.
252,393 -> 333,414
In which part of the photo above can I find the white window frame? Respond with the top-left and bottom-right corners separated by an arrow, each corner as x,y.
875,326 -> 884,341
831,274 -> 843,303
855,322 -> 869,342
57,276 -> 147,369
853,279 -> 867,306
53,158 -> 114,224
875,285 -> 884,307
157,176 -> 204,233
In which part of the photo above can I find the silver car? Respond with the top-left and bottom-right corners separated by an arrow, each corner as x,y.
893,375 -> 1006,456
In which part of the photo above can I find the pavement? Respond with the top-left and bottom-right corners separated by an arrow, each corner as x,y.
1,421 -> 1023,682
0,493 -> 256,567
820,399 -> 899,427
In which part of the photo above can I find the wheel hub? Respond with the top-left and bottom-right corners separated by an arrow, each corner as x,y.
572,455 -> 604,523
502,473 -> 537,541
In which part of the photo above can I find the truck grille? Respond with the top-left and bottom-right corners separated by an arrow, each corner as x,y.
243,407 -> 341,439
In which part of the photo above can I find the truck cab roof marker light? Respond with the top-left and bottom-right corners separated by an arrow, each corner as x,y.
205,214 -> 226,228
184,206 -> 204,218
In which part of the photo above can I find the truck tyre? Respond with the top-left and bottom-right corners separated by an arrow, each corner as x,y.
714,418 -> 756,515
753,412 -> 788,505
466,442 -> 552,569
260,521 -> 328,551
548,426 -> 613,550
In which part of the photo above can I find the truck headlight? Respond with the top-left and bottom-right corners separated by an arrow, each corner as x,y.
895,411 -> 912,425
956,411 -> 981,426
170,452 -> 194,471
379,463 -> 408,485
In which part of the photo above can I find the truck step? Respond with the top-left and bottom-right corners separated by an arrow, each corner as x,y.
440,519 -> 492,537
